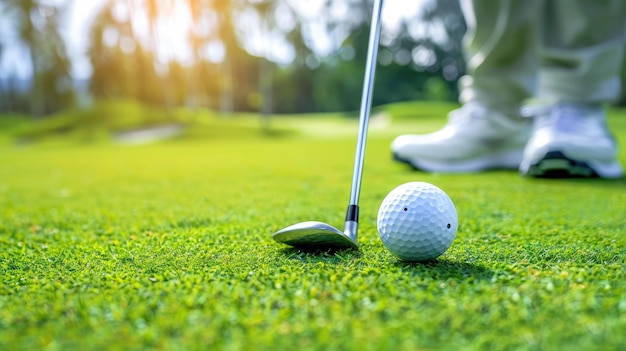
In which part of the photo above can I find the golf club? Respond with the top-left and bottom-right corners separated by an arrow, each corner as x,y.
272,0 -> 384,250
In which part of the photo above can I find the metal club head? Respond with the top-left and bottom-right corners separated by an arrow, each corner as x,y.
272,220 -> 358,250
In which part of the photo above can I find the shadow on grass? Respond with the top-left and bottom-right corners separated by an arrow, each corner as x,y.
526,176 -> 626,188
278,247 -> 363,264
392,258 -> 496,282
277,248 -> 495,282
260,127 -> 298,138
394,162 -> 626,189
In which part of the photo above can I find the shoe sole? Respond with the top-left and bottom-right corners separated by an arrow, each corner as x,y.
525,151 -> 598,178
393,149 -> 523,173
523,150 -> 624,179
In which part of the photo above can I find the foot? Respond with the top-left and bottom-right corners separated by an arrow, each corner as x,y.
391,103 -> 531,172
519,103 -> 624,179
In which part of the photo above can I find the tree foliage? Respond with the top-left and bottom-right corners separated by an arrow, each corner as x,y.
0,0 -> 470,116
0,0 -> 74,116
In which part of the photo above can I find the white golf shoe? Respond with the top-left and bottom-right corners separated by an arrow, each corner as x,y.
519,103 -> 624,178
391,103 -> 531,172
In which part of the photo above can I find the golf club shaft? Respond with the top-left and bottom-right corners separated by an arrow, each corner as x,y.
347,0 -> 384,217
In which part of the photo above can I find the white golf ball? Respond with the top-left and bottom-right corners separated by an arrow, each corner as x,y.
377,182 -> 458,261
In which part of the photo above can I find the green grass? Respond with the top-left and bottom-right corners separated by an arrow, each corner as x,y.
1,102 -> 625,350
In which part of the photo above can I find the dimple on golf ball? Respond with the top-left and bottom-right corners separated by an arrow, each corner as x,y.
377,182 -> 458,261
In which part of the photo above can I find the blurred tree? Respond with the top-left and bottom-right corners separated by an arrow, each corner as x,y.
168,60 -> 189,106
620,46 -> 626,106
395,0 -> 466,98
2,0 -> 42,116
248,0 -> 275,127
40,9 -> 75,112
0,41 -> 8,112
0,0 -> 472,117
268,16 -> 317,113
1,0 -> 74,116
89,0 -> 137,99
257,0 -> 465,113
186,0 -> 214,108
133,46 -> 162,104
243,0 -> 306,126
142,0 -> 174,109
308,0 -> 465,112
213,0 -> 237,114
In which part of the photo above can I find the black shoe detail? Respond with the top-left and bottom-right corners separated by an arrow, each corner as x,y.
392,152 -> 409,164
392,152 -> 422,171
527,151 -> 599,178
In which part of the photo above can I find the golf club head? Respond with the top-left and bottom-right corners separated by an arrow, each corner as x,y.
272,221 -> 358,250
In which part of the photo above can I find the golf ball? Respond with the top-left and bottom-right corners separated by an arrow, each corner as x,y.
377,182 -> 458,261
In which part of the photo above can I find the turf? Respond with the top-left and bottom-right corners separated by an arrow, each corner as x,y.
1,102 -> 625,350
